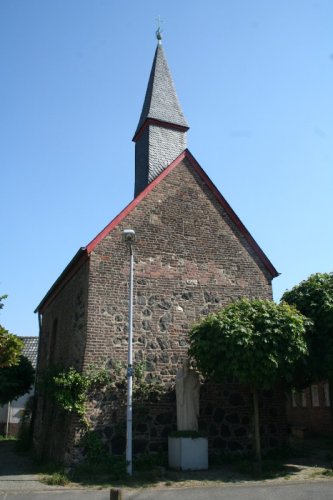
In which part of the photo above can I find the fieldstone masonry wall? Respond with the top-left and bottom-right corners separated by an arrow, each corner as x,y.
80,158 -> 284,459
35,158 -> 284,463
33,261 -> 89,461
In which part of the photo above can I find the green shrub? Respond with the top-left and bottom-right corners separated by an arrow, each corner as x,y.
41,472 -> 69,486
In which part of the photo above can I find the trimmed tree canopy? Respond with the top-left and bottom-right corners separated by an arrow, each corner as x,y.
189,298 -> 309,388
0,295 -> 24,368
0,326 -> 24,368
282,272 -> 333,381
189,298 -> 309,463
0,355 -> 35,405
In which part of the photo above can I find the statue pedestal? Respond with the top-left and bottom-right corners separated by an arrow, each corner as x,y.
168,436 -> 208,471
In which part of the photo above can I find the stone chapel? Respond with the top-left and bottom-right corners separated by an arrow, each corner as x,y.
33,35 -> 286,464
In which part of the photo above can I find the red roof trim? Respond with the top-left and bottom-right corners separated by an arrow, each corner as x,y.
86,151 -> 188,254
36,149 -> 277,313
132,118 -> 189,142
35,250 -> 87,313
86,149 -> 278,278
184,150 -> 279,278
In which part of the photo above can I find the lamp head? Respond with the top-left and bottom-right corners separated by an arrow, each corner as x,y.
122,229 -> 136,246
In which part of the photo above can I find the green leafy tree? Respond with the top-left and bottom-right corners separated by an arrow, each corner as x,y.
189,298 -> 308,462
282,272 -> 333,412
0,355 -> 35,405
0,295 -> 23,368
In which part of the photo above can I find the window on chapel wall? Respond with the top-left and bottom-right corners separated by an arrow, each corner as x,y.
48,318 -> 58,365
324,383 -> 331,407
311,385 -> 320,407
291,389 -> 307,408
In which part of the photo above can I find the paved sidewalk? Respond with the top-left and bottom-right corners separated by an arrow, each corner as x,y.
1,481 -> 333,500
1,440 -> 333,499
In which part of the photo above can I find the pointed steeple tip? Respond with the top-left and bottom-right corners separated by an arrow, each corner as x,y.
155,16 -> 163,45
156,27 -> 162,44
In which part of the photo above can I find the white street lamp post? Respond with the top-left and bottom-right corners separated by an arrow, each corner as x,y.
122,229 -> 136,476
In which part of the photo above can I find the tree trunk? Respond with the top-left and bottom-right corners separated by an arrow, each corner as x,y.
252,386 -> 262,465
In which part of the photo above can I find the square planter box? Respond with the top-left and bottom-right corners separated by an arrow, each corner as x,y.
168,436 -> 208,470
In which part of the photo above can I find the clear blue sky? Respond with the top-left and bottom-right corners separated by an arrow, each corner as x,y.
1,1 -> 332,337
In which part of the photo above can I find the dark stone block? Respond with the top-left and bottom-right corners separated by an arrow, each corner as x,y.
146,360 -> 156,372
137,279 -> 148,285
269,437 -> 279,448
159,313 -> 171,331
111,436 -> 126,454
269,408 -> 278,417
234,427 -> 247,437
159,352 -> 169,363
181,292 -> 193,300
149,442 -> 166,453
158,299 -> 171,310
103,426 -> 114,439
269,423 -> 277,435
225,413 -> 240,424
155,412 -> 173,425
157,338 -> 170,350
150,427 -> 157,438
142,320 -> 150,330
135,423 -> 148,434
209,423 -> 219,436
137,294 -> 146,305
203,291 -> 219,304
133,439 -> 148,454
229,393 -> 245,406
161,426 -> 172,438
228,440 -> 243,451
213,408 -> 225,422
199,421 -> 207,432
220,425 -> 231,437
148,295 -> 158,305
142,308 -> 151,316
213,437 -> 227,450
205,403 -> 213,416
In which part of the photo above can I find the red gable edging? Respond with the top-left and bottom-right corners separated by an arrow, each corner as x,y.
86,149 -> 278,278
36,149 -> 278,313
85,150 -> 188,254
185,150 -> 279,278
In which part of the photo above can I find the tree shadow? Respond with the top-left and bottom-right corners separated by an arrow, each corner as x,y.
0,440 -> 37,477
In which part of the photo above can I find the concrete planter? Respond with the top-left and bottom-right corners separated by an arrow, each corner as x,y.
168,436 -> 208,470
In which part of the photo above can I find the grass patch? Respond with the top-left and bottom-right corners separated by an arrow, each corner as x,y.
322,469 -> 333,477
0,435 -> 17,441
40,472 -> 69,486
70,452 -> 168,487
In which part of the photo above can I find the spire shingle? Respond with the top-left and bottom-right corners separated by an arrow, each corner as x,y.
134,44 -> 189,138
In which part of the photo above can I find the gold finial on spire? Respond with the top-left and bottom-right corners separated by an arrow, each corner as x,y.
155,16 -> 163,44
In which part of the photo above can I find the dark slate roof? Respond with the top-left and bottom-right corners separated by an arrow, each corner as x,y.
20,337 -> 39,369
134,43 -> 189,137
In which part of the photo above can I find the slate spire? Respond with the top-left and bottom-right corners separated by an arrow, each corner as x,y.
133,37 -> 189,197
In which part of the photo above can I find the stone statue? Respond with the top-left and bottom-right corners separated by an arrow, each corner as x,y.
175,359 -> 200,431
